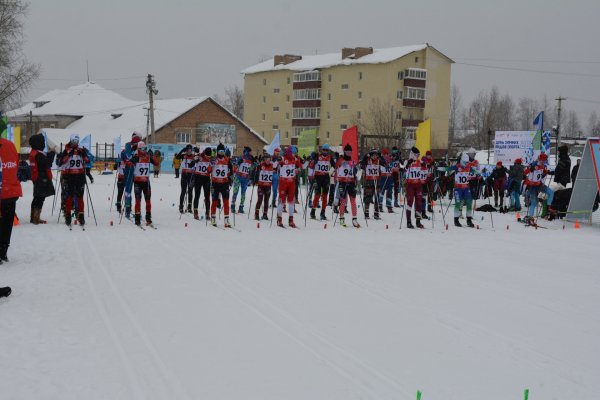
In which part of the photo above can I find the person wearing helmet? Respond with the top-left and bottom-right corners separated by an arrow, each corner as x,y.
130,141 -> 160,226
192,147 -> 212,220
308,143 -> 335,221
56,134 -> 90,227
175,144 -> 195,213
333,144 -> 360,228
231,146 -> 255,214
210,143 -> 233,227
360,148 -> 382,220
449,152 -> 479,227
523,152 -> 555,225
403,147 -> 427,229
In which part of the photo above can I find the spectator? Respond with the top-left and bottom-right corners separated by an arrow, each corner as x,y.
28,134 -> 56,224
153,150 -> 164,177
553,145 -> 571,187
0,137 -> 23,263
571,158 -> 581,186
172,154 -> 181,178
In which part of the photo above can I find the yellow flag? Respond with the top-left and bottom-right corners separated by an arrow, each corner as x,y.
415,119 -> 431,154
13,126 -> 21,153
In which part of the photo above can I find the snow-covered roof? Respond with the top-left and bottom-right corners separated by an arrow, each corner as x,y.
242,44 -> 442,74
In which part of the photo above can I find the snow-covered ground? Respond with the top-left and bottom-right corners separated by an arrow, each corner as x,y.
1,172 -> 598,400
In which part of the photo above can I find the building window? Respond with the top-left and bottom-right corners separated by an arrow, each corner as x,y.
404,127 -> 417,140
328,74 -> 332,82
357,111 -> 361,119
415,57 -> 419,63
293,107 -> 320,119
263,78 -> 267,85
405,68 -> 427,80
293,70 -> 321,82
327,112 -> 331,120
340,124 -> 348,130
285,131 -> 289,138
326,131 -> 330,139
340,104 -> 349,110
358,91 -> 362,99
262,96 -> 266,103
287,77 -> 291,84
272,125 -> 279,130
396,111 -> 402,120
405,87 -> 426,100
286,112 -> 290,120
176,132 -> 191,144
293,88 -> 321,100
398,71 -> 404,80
273,106 -> 279,112
397,90 -> 403,100
341,84 -> 349,90
358,71 -> 363,80
273,88 -> 280,93
262,113 -> 265,121
327,93 -> 331,100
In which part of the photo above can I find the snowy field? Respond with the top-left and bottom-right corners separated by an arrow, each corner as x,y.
1,172 -> 599,400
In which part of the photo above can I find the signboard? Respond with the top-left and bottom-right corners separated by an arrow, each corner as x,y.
195,123 -> 236,145
494,131 -> 538,165
567,137 -> 600,221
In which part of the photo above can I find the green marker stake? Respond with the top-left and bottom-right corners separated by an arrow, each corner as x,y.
416,390 -> 422,400
524,388 -> 529,400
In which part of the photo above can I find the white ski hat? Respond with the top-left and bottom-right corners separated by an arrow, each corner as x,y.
69,134 -> 80,144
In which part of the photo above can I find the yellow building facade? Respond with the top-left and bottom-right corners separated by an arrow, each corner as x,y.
242,44 -> 453,154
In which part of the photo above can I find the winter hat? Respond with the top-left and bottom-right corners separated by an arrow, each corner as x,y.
69,134 -> 80,144
274,147 -> 281,154
381,148 -> 390,155
263,152 -> 271,159
344,144 -> 352,152
137,141 -> 146,149
225,148 -> 231,157
460,152 -> 470,164
132,131 -> 142,139
538,152 -> 548,161
216,143 -> 225,153
558,145 -> 569,156
514,158 -> 522,164
243,146 -> 252,155
131,136 -> 141,144
28,134 -> 45,151
425,150 -> 432,156
369,147 -> 378,155
284,147 -> 293,157
322,143 -> 330,150
291,145 -> 298,155
496,161 -> 503,167
204,147 -> 213,156
193,146 -> 200,153
392,146 -> 399,153
409,146 -> 420,160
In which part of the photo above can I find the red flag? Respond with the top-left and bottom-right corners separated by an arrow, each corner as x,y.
341,125 -> 359,163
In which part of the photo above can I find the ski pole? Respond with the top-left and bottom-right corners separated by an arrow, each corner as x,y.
85,180 -> 98,226
109,168 -> 118,212
51,170 -> 61,215
247,183 -> 255,219
270,197 -> 277,228
357,182 -> 369,227
119,166 -> 133,225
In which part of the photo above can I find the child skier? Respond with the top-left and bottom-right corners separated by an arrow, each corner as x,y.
210,143 -> 233,228
192,147 -> 212,220
254,152 -> 274,220
361,148 -> 381,220
451,152 -> 479,227
335,144 -> 360,228
277,147 -> 302,228
309,143 -> 335,221
130,141 -> 160,226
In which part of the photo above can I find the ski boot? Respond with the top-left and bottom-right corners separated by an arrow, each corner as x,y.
125,207 -> 131,219
288,216 -> 297,228
406,217 -> 414,229
262,213 -> 269,221
65,212 -> 72,227
394,201 -> 401,208
178,205 -> 184,214
466,216 -> 475,228
77,212 -> 85,226
387,206 -> 394,213
364,211 -> 370,220
194,209 -> 200,220
277,216 -> 284,227
310,208 -> 317,220
224,216 -> 232,228
211,216 -> 217,226
134,213 -> 141,226
352,218 -> 360,228
116,202 -> 122,214
186,205 -> 192,214
374,212 -> 381,220
320,211 -> 328,221
231,204 -> 236,214
254,209 -> 260,220
238,205 -> 244,214
339,216 -> 346,227
428,204 -> 433,213
421,212 -> 430,220
454,217 -> 462,227
333,205 -> 338,214
146,213 -> 152,225
416,217 -> 424,229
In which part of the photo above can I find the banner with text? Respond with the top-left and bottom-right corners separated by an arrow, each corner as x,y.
494,131 -> 538,165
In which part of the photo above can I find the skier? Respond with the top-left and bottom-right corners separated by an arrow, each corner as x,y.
490,161 -> 509,211
121,132 -> 142,218
309,143 -> 335,220
451,152 -> 478,227
176,144 -> 195,213
276,147 -> 302,227
403,147 -> 426,229
378,148 -> 394,213
114,156 -> 126,213
210,143 -> 233,228
28,133 -> 56,224
361,148 -> 381,220
391,146 -> 403,207
271,147 -> 281,208
254,152 -> 274,220
523,152 -> 555,224
192,147 -> 212,220
420,150 -> 435,219
334,144 -> 360,228
56,134 -> 90,227
231,146 -> 255,214
130,141 -> 160,226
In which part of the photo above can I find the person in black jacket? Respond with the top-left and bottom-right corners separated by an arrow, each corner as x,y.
28,134 -> 56,224
490,161 -> 509,210
554,145 -> 571,187
571,158 -> 581,186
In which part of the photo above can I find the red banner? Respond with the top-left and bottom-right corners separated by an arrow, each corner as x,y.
342,126 -> 359,163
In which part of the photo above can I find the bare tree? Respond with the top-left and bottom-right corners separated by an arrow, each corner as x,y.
449,84 -> 462,143
351,98 -> 405,150
0,0 -> 40,110
586,111 -> 600,137
563,110 -> 582,137
214,85 -> 244,119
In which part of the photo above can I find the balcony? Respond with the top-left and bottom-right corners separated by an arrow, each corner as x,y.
292,119 -> 321,127
293,100 -> 321,108
403,99 -> 425,109
401,119 -> 423,128
403,78 -> 426,88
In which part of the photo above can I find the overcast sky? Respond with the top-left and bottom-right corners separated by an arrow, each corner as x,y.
22,0 -> 600,127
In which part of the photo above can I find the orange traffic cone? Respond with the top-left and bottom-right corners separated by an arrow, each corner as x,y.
516,212 -> 521,221
13,215 -> 20,226
574,220 -> 581,229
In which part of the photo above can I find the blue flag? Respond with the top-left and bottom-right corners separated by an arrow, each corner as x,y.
533,111 -> 544,132
80,134 -> 92,151
113,136 -> 122,156
266,131 -> 280,156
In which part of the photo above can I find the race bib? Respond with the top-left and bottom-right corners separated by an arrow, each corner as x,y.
239,162 -> 252,175
337,165 -> 354,178
315,161 -> 330,173
259,170 -> 273,183
134,162 -> 150,177
66,155 -> 84,170
455,171 -> 469,185
212,164 -> 228,178
195,161 -> 210,174
365,166 -> 379,178
280,163 -> 296,178
407,167 -> 422,180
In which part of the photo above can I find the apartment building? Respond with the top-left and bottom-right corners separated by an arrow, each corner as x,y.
242,44 -> 453,154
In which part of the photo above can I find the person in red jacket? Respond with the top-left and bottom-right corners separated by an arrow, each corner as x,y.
254,152 -> 274,220
277,146 -> 302,227
28,133 -> 56,224
210,143 -> 233,228
403,147 -> 426,229
130,141 -> 160,226
0,137 -> 23,263
57,134 -> 90,226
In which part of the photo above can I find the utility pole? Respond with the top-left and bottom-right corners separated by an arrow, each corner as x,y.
29,110 -> 33,138
487,129 -> 492,164
146,74 -> 158,144
555,96 -> 566,160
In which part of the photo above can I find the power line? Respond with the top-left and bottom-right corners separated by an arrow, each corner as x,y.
568,97 -> 600,105
453,57 -> 600,64
38,76 -> 145,82
455,62 -> 600,78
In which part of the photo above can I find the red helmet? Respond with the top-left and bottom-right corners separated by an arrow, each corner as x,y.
539,153 -> 548,161
496,161 -> 502,167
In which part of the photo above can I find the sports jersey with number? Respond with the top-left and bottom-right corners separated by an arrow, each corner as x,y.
335,159 -> 356,183
181,154 -> 195,174
278,157 -> 301,182
380,155 -> 392,177
363,159 -> 380,181
61,148 -> 89,175
405,159 -> 426,185
117,160 -> 126,178
451,162 -> 477,189
194,155 -> 211,177
311,154 -> 333,176
257,162 -> 274,187
133,151 -> 157,182
211,157 -> 231,184
524,164 -> 547,187
236,156 -> 254,178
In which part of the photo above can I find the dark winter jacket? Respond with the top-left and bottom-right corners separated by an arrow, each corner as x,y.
509,164 -> 525,182
553,145 -> 571,186
490,166 -> 508,181
571,163 -> 580,185
29,134 -> 56,198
